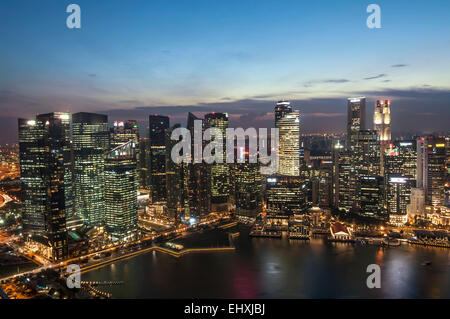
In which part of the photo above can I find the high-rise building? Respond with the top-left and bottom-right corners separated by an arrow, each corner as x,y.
374,100 -> 391,175
407,188 -> 425,216
373,100 -> 391,142
204,112 -> 230,205
166,124 -> 187,223
317,160 -> 334,209
186,113 -> 210,219
110,120 -> 139,148
384,141 -> 417,216
18,112 -> 71,260
335,151 -> 353,212
148,115 -> 170,203
274,100 -> 292,122
347,97 -> 366,150
349,130 -> 381,212
417,137 -> 446,206
233,140 -> 262,217
265,176 -> 307,215
359,176 -> 384,218
104,140 -> 138,241
386,175 -> 414,215
72,112 -> 109,226
19,118 -> 47,235
275,101 -> 300,176
352,130 -> 380,176
138,137 -> 151,190
384,141 -> 417,179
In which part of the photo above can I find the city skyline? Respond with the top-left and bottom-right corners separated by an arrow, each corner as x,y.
1,0 -> 450,143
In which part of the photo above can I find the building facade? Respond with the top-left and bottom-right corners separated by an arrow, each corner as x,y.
72,112 -> 110,226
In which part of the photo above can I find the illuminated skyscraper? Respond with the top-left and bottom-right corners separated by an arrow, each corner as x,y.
149,115 -> 170,203
373,100 -> 391,142
275,101 -> 300,176
359,176 -> 384,218
138,137 -> 151,190
19,118 -> 47,235
374,100 -> 391,175
186,113 -> 210,219
417,137 -> 446,206
166,124 -> 187,223
384,141 -> 417,215
72,112 -> 109,226
384,141 -> 417,180
110,120 -> 139,148
233,140 -> 262,217
18,112 -> 71,260
104,140 -> 138,241
275,100 -> 292,122
353,130 -> 381,177
204,112 -> 230,205
335,150 -> 353,212
347,97 -> 366,150
386,175 -> 414,215
265,176 -> 307,215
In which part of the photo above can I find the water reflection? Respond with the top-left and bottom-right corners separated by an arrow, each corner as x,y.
82,226 -> 450,299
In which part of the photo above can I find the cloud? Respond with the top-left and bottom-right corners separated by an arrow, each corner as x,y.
302,112 -> 345,118
391,64 -> 409,68
1,86 -> 449,143
363,74 -> 387,80
303,78 -> 350,88
323,79 -> 351,83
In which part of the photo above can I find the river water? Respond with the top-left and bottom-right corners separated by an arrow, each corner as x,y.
82,225 -> 450,298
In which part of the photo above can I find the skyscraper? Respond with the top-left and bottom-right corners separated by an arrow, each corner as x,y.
265,176 -> 307,215
374,100 -> 391,175
72,112 -> 109,226
18,112 -> 71,260
335,150 -> 353,212
110,120 -> 139,148
373,100 -> 391,142
384,141 -> 417,216
347,97 -> 366,150
417,137 -> 447,206
233,140 -> 262,217
359,176 -> 384,218
275,100 -> 292,122
166,124 -> 187,224
19,118 -> 47,235
148,115 -> 170,203
104,140 -> 138,241
204,112 -> 230,206
186,113 -> 210,219
275,101 -> 300,176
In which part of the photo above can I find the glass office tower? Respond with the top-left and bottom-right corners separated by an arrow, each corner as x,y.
104,140 -> 138,241
72,112 -> 109,226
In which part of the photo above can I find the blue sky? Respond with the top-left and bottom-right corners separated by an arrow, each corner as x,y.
0,0 -> 449,142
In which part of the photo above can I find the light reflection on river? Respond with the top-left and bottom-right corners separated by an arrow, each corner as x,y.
83,226 -> 450,298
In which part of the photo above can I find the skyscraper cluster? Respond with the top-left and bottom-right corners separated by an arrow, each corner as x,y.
331,97 -> 448,222
16,97 -> 449,260
19,113 -> 139,260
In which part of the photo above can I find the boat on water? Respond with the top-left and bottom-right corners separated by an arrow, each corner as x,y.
382,238 -> 401,247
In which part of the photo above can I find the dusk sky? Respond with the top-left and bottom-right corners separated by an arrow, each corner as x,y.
1,0 -> 449,143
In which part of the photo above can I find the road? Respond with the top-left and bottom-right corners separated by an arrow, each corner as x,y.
0,215 -> 234,282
